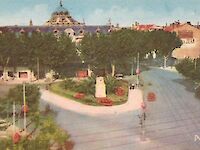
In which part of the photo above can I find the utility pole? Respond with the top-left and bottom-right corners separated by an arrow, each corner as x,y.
23,83 -> 26,133
37,57 -> 39,80
136,52 -> 140,87
13,101 -> 16,135
12,101 -> 16,146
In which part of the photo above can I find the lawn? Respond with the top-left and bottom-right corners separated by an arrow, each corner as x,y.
49,79 -> 129,106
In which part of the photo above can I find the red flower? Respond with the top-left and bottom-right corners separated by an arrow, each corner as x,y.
115,87 -> 125,96
21,105 -> 29,113
97,97 -> 113,106
147,92 -> 156,102
74,93 -> 85,99
13,132 -> 21,144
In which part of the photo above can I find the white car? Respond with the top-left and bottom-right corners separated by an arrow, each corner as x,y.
115,74 -> 124,80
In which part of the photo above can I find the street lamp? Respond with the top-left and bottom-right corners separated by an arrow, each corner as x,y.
23,82 -> 27,133
136,52 -> 140,87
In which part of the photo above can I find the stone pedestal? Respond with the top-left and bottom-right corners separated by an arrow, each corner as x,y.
95,77 -> 106,98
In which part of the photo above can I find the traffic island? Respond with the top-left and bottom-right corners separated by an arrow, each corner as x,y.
49,77 -> 128,106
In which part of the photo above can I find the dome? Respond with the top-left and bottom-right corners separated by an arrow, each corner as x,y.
52,1 -> 69,15
53,6 -> 69,14
45,0 -> 81,26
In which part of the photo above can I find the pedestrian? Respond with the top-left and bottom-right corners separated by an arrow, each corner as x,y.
138,102 -> 146,126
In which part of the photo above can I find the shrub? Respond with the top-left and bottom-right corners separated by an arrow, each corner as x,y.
61,79 -> 77,90
97,97 -> 113,106
61,77 -> 96,95
6,84 -> 40,113
61,76 -> 123,95
74,93 -> 85,99
105,75 -> 120,94
0,117 -> 70,150
115,87 -> 125,96
195,86 -> 200,99
73,77 -> 96,95
175,58 -> 194,78
175,58 -> 200,81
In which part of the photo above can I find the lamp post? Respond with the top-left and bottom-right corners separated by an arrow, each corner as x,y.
136,52 -> 140,87
23,82 -> 26,133
13,101 -> 16,137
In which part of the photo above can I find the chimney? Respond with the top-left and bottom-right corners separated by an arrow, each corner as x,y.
116,23 -> 119,28
29,19 -> 33,26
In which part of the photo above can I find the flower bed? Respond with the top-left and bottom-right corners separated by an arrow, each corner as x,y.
97,98 -> 113,106
74,93 -> 85,99
50,80 -> 128,106
115,87 -> 125,96
147,92 -> 156,102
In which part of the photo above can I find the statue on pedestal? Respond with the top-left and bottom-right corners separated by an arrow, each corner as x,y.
95,77 -> 106,98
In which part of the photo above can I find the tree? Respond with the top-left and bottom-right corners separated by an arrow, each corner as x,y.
1,32 -> 79,79
50,33 -> 79,77
17,33 -> 46,79
80,30 -> 153,76
0,32 -> 21,80
150,30 -> 182,68
7,84 -> 40,113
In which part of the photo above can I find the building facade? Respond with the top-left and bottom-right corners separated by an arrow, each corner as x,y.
165,23 -> 200,59
0,1 -> 112,43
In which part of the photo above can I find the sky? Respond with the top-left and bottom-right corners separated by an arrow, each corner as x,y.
0,0 -> 200,26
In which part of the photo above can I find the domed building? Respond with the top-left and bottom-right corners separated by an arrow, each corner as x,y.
0,1 -> 116,81
0,1 -> 114,43
45,1 -> 82,26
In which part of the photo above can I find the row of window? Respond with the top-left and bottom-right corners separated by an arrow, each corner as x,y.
182,38 -> 195,44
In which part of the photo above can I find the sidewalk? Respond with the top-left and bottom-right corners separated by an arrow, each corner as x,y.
41,89 -> 144,116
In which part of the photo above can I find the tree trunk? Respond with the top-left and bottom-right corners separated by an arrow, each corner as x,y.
2,57 -> 10,81
3,66 -> 8,81
131,57 -> 136,76
163,56 -> 167,68
111,63 -> 115,77
87,64 -> 92,77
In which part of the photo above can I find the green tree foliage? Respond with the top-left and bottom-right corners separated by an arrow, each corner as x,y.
150,30 -> 182,67
105,75 -> 120,94
0,85 -> 70,150
0,32 -> 78,78
195,86 -> 200,99
6,84 -> 40,113
176,58 -> 200,99
80,29 -> 182,73
51,34 -> 79,77
0,33 -> 21,69
151,30 -> 182,56
62,77 -> 96,95
176,58 -> 200,80
0,117 -> 69,150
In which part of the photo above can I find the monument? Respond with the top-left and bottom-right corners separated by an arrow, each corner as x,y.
95,77 -> 106,98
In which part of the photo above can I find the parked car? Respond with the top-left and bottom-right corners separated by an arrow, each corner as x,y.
115,74 -> 124,80
129,83 -> 135,90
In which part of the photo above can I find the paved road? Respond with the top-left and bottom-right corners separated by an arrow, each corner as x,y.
41,68 -> 200,150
